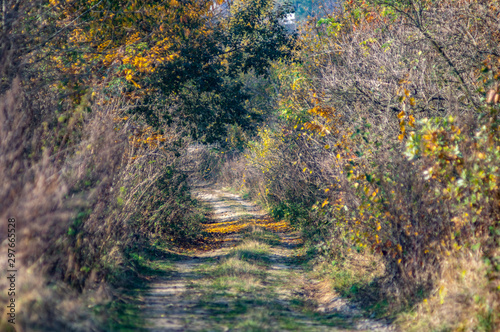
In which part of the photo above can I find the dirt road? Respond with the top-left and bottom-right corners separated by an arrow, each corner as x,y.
132,185 -> 393,331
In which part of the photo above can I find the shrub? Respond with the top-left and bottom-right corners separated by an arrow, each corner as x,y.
232,1 -> 500,322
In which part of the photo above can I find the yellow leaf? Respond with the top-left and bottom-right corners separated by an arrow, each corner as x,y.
130,79 -> 141,89
397,110 -> 405,119
408,115 -> 416,127
321,199 -> 329,208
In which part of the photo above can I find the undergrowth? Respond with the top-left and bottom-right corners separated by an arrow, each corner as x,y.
217,0 -> 500,330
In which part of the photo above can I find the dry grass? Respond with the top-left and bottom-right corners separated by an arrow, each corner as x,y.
397,250 -> 499,331
195,239 -> 271,294
217,256 -> 264,277
0,80 -> 121,330
234,240 -> 271,257
310,250 -> 386,306
0,75 -> 204,331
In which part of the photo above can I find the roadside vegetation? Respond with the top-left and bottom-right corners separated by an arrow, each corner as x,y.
217,0 -> 500,330
0,0 -> 293,330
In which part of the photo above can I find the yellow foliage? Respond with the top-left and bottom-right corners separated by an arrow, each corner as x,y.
49,0 -> 214,92
203,217 -> 293,235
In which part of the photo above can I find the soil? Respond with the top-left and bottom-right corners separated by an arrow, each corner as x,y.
132,183 -> 395,331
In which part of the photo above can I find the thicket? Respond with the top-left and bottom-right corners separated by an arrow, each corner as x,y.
223,0 -> 500,329
0,0 -> 294,330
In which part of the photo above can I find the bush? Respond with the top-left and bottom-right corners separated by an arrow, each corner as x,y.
231,0 -> 500,326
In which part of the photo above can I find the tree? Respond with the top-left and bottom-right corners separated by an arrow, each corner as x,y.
147,0 -> 297,143
21,0 -> 296,144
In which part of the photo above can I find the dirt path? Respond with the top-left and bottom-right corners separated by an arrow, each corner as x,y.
135,184 -> 393,331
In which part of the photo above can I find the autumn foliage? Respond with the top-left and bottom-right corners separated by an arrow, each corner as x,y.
1,0 -> 500,330
220,0 -> 500,329
0,0 -> 294,330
